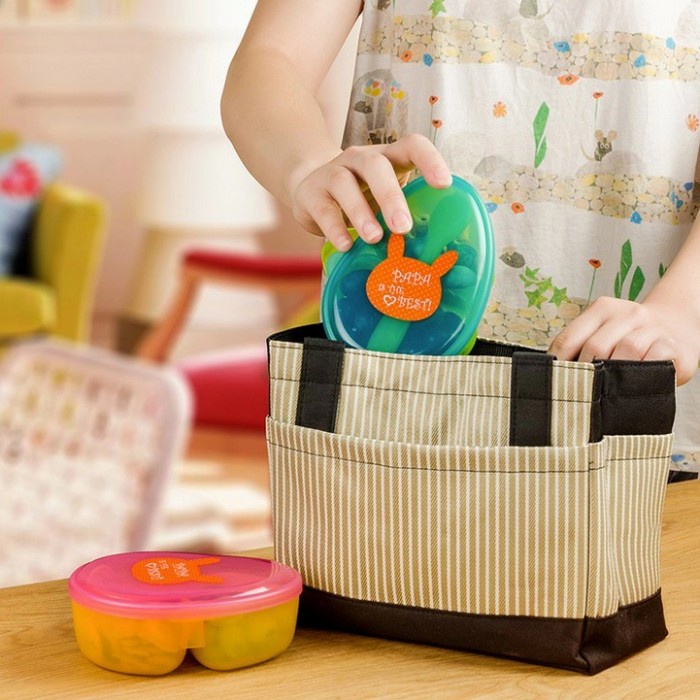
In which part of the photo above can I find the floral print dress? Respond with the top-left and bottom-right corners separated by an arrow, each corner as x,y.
343,0 -> 700,478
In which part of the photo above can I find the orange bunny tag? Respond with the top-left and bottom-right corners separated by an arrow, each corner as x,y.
365,234 -> 458,321
131,556 -> 224,585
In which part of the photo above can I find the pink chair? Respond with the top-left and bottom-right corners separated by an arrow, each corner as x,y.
137,248 -> 322,431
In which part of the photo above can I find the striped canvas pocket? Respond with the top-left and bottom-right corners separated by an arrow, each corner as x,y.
268,420 -> 671,621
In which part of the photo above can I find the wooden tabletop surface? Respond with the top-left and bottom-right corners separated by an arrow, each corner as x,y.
2,481 -> 699,699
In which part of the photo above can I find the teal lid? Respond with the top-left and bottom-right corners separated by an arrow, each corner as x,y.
321,175 -> 494,355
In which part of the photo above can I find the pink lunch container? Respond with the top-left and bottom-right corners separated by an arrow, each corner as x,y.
68,551 -> 302,675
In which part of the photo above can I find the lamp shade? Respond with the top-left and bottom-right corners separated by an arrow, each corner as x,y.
138,34 -> 237,132
135,0 -> 273,227
139,132 -> 275,230
137,0 -> 256,37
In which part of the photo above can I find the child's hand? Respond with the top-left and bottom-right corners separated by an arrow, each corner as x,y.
287,134 -> 453,252
548,296 -> 700,385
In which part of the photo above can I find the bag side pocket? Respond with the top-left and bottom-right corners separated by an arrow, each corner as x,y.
586,433 -> 673,618
267,418 -> 604,620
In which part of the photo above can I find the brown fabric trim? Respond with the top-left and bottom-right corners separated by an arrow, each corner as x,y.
298,587 -> 667,675
579,590 -> 668,672
599,361 -> 676,436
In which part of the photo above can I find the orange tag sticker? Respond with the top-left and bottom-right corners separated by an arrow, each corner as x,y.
365,234 -> 458,321
131,556 -> 224,585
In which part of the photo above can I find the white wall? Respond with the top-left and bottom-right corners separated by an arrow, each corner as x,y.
0,24 -> 150,317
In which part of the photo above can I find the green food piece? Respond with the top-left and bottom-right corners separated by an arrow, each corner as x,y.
367,194 -> 472,353
191,600 -> 298,671
443,265 -> 477,290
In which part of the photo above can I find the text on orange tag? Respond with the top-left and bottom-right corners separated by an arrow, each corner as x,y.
365,234 -> 458,321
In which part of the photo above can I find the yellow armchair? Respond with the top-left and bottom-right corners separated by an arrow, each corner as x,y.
0,183 -> 106,343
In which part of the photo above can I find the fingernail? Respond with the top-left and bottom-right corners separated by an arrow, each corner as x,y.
433,168 -> 452,186
363,221 -> 383,242
336,237 -> 352,252
393,211 -> 412,232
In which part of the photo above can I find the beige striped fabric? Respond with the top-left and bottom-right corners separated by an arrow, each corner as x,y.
267,420 -> 672,619
587,434 -> 672,615
268,339 -> 673,621
269,341 -> 597,448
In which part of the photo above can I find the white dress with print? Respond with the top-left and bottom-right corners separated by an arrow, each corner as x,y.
343,0 -> 700,472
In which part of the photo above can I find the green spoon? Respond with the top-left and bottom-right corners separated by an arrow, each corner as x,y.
366,193 -> 471,353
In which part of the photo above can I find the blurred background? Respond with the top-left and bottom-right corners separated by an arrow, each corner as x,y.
0,0 -> 359,584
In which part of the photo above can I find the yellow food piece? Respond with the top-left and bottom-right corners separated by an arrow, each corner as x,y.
72,602 -> 196,675
191,599 -> 299,671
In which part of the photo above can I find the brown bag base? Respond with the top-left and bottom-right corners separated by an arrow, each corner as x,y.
298,586 -> 668,675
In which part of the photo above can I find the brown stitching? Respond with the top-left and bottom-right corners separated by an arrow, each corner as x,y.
608,454 -> 673,462
270,376 -> 592,404
268,439 -> 607,474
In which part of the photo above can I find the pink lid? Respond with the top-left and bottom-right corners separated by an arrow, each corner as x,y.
69,552 -> 302,620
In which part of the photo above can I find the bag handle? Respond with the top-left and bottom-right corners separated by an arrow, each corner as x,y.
295,337 -> 345,433
509,352 -> 554,447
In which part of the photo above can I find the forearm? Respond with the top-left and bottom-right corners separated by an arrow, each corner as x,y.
221,0 -> 361,206
219,1 -> 451,251
221,47 -> 341,206
644,215 -> 700,336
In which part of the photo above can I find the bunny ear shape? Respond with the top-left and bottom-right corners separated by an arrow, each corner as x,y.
387,233 -> 405,259
188,557 -> 224,583
190,557 -> 221,568
431,250 -> 459,277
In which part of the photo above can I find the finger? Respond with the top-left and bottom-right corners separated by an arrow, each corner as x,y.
609,329 -> 658,361
644,337 -> 685,383
578,320 -> 635,363
643,337 -> 677,362
307,194 -> 354,251
352,153 -> 413,233
325,167 -> 384,243
384,134 -> 452,188
549,308 -> 608,360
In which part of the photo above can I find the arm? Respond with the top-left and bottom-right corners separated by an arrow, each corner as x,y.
221,0 -> 452,252
549,218 -> 700,385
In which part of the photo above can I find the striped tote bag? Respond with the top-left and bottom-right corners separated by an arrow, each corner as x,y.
266,324 -> 676,674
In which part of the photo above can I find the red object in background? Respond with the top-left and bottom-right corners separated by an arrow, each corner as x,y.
178,349 -> 269,431
1,159 -> 41,198
183,249 -> 322,279
137,247 -> 322,432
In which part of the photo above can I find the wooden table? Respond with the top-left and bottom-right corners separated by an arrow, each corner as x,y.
2,482 -> 699,700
